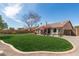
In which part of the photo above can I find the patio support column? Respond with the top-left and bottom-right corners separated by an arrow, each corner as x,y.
76,28 -> 77,36
46,29 -> 48,35
70,30 -> 71,35
57,29 -> 58,34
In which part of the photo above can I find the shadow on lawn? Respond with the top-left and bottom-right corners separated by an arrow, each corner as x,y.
0,36 -> 13,40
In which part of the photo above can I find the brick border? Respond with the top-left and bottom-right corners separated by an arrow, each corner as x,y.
0,40 -> 76,54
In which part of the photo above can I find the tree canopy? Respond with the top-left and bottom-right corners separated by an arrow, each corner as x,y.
23,11 -> 41,29
0,15 -> 8,29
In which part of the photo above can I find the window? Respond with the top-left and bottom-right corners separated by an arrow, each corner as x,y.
53,28 -> 57,32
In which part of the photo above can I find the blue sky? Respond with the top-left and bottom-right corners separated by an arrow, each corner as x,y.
0,3 -> 79,29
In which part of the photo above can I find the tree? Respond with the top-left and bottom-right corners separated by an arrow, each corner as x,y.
0,15 -> 8,29
3,23 -> 8,29
23,11 -> 41,30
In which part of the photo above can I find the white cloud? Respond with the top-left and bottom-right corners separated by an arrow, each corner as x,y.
2,4 -> 23,23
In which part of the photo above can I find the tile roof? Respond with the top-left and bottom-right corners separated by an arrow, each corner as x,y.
39,20 -> 70,30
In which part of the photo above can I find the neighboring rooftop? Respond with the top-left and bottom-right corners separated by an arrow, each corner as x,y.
75,26 -> 79,28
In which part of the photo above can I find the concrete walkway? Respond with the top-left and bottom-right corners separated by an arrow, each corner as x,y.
0,36 -> 79,56
61,36 -> 79,56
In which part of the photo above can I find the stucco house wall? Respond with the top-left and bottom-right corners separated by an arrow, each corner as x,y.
75,27 -> 79,36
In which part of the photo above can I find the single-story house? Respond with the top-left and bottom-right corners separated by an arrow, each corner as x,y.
36,20 -> 76,36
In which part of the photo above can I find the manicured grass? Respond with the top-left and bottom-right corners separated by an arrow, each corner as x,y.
0,34 -> 73,52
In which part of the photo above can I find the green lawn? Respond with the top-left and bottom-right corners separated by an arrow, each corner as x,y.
0,34 -> 73,52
